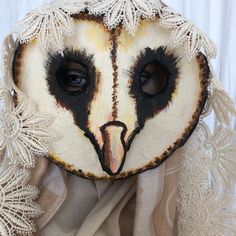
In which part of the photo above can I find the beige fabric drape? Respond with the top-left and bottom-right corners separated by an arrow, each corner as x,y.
31,149 -> 182,236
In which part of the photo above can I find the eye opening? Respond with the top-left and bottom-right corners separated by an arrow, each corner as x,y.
139,60 -> 170,97
46,48 -> 95,96
129,46 -> 179,100
56,61 -> 90,95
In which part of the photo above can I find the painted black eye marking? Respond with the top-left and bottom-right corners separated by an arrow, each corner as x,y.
56,61 -> 89,94
47,48 -> 95,96
46,48 -> 97,130
139,60 -> 169,96
129,46 -> 180,126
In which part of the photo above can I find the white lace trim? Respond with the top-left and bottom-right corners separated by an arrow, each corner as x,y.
202,77 -> 236,125
13,0 -> 216,60
14,0 -> 87,52
0,86 -> 58,235
177,76 -> 236,235
88,0 -> 162,34
0,88 -> 57,168
160,7 -> 217,60
0,166 -> 41,236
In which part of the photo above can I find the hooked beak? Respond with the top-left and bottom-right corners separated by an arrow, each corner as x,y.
100,121 -> 127,175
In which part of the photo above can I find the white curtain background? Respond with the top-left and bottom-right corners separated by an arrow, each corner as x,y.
0,0 -> 235,127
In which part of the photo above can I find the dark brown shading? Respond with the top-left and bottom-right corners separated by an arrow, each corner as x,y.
46,48 -> 97,132
129,46 -> 180,127
110,29 -> 120,121
12,43 -> 27,88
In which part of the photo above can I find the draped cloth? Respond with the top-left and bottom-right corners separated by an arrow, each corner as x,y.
31,150 -> 182,236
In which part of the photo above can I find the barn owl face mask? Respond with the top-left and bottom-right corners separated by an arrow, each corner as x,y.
1,0 -> 217,180
12,13 -> 210,179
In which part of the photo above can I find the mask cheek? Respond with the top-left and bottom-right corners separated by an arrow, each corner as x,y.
116,78 -> 139,143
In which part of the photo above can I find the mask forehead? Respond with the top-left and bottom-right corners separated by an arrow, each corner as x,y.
13,14 -> 209,179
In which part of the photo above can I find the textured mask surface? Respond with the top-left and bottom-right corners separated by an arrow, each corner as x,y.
13,14 -> 209,179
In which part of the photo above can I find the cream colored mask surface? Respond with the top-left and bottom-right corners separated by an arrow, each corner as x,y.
13,14 -> 209,179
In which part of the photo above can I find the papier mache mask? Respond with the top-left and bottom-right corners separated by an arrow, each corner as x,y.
8,2 -> 212,179
0,0 -> 236,235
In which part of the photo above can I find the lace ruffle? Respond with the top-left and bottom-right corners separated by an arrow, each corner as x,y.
202,77 -> 236,124
88,0 -> 162,34
0,86 -> 57,235
177,77 -> 236,235
14,1 -> 75,52
0,88 -> 57,168
160,7 -> 217,60
0,166 -> 41,236
13,0 -> 216,60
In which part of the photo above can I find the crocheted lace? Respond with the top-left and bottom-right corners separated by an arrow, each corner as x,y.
14,1 -> 79,51
177,75 -> 236,236
13,0 -> 216,60
0,166 -> 41,235
0,86 -> 58,236
0,90 -> 56,168
88,0 -> 162,34
160,7 -> 216,60
0,35 -> 57,236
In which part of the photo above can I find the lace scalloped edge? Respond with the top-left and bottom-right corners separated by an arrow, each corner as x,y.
12,0 -> 217,60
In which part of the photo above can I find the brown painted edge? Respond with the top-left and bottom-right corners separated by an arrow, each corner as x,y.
46,53 -> 210,181
12,13 -> 209,181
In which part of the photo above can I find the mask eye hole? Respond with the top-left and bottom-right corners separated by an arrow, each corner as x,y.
56,61 -> 89,94
139,60 -> 169,97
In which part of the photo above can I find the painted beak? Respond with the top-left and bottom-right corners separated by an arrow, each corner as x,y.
100,121 -> 127,175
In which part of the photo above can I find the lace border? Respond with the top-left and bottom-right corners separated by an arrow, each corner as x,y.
0,86 -> 58,236
13,0 -> 216,60
177,75 -> 236,235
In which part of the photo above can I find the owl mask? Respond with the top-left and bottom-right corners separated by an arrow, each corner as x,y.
0,1 -> 236,235
3,1 -> 214,179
